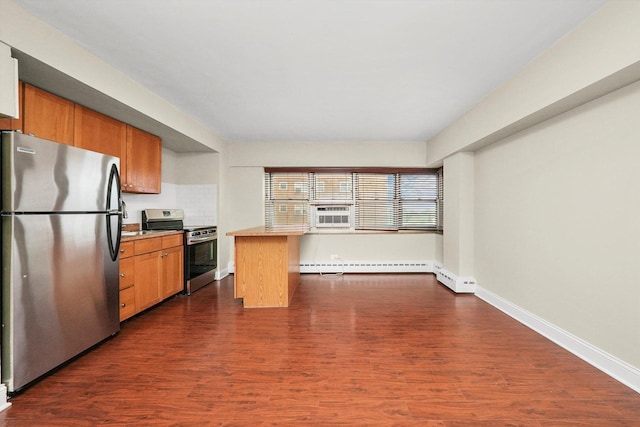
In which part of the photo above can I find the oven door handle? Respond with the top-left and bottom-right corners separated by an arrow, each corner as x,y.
187,235 -> 218,244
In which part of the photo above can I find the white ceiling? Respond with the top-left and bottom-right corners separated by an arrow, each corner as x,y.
14,0 -> 606,144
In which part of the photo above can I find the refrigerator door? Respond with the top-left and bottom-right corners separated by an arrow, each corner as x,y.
106,163 -> 122,262
1,212 -> 120,392
2,132 -> 119,213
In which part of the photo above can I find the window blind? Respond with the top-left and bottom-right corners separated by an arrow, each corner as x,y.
437,168 -> 444,232
313,172 -> 353,201
354,173 -> 398,230
265,172 -> 310,227
399,173 -> 438,230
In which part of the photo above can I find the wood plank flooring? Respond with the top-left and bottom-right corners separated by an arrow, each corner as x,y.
1,273 -> 638,426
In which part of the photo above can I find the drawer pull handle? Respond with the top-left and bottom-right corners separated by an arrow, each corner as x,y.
120,303 -> 126,308
120,273 -> 125,277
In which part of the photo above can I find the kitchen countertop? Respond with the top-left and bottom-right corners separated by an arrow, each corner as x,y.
226,225 -> 308,237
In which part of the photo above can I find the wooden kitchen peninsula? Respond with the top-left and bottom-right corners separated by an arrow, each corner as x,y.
226,226 -> 308,308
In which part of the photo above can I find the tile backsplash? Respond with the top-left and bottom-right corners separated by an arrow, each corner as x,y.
122,183 -> 217,226
178,184 -> 217,226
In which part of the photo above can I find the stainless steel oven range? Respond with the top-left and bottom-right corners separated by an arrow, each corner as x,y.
142,209 -> 217,295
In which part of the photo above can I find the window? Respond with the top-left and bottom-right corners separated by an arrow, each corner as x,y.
354,173 -> 397,230
265,172 -> 309,227
313,173 -> 353,201
398,174 -> 438,230
265,168 -> 443,231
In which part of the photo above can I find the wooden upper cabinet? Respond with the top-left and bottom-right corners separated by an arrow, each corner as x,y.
125,125 -> 161,194
0,81 -> 23,131
73,104 -> 126,158
22,83 -> 74,145
6,84 -> 162,195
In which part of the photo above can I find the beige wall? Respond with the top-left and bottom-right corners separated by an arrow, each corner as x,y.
226,141 -> 438,266
229,140 -> 428,167
442,152 -> 474,276
427,1 -> 640,166
174,152 -> 220,185
426,0 -> 640,377
474,79 -> 640,368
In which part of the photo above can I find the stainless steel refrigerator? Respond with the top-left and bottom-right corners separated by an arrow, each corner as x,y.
1,131 -> 122,393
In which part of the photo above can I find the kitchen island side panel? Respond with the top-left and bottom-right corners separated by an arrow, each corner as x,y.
229,227 -> 306,308
287,235 -> 300,305
248,235 -> 287,308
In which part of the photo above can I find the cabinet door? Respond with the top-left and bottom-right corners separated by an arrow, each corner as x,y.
23,83 -> 74,145
161,245 -> 184,299
119,256 -> 136,321
119,241 -> 135,259
119,287 -> 136,322
119,257 -> 135,290
0,81 -> 23,131
125,125 -> 161,194
134,251 -> 162,311
74,104 -> 126,158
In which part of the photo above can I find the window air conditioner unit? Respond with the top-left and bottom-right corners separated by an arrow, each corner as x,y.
315,205 -> 352,228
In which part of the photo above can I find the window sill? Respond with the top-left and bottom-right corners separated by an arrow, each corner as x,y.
304,229 -> 441,235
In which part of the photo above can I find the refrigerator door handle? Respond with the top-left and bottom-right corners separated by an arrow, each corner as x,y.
106,163 -> 122,262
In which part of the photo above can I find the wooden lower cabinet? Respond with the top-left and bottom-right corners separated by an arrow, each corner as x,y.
118,234 -> 184,321
161,245 -> 184,299
119,287 -> 136,321
118,242 -> 136,322
134,250 -> 162,311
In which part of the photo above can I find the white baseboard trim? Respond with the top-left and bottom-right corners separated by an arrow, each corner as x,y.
0,384 -> 11,412
300,260 -> 433,274
476,286 -> 640,394
435,266 -> 476,293
214,267 -> 229,281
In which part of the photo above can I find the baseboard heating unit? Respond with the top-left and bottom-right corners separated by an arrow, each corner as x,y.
300,260 -> 433,274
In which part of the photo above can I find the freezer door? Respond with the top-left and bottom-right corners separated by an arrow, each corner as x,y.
1,212 -> 120,392
2,132 -> 119,213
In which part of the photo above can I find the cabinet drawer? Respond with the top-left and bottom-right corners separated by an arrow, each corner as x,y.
119,287 -> 136,321
162,233 -> 183,249
119,257 -> 135,290
119,241 -> 135,259
134,237 -> 162,255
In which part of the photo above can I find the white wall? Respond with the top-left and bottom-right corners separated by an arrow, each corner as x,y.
122,149 -> 218,227
442,152 -> 474,276
427,1 -> 640,166
428,1 -> 640,385
227,141 -> 439,268
474,79 -> 640,369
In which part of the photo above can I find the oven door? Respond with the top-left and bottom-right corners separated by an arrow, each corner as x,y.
185,236 -> 217,295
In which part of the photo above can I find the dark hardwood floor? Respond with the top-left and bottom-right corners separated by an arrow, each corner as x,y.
1,273 -> 638,426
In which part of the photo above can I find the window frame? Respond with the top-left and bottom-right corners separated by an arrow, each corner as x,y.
265,167 -> 443,232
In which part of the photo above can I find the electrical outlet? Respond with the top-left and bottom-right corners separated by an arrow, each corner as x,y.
330,254 -> 339,260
